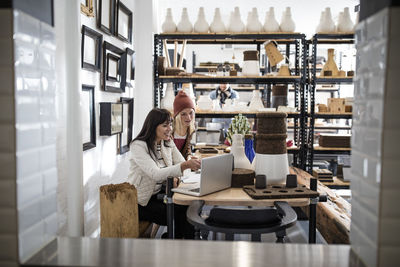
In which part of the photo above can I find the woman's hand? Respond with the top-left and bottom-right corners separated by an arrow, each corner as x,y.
173,177 -> 180,188
181,157 -> 201,172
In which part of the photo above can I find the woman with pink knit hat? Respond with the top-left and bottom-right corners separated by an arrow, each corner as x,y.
172,90 -> 196,159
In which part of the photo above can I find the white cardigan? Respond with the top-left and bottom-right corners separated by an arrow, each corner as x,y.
128,140 -> 185,206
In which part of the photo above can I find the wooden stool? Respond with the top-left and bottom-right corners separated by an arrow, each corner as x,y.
100,182 -> 155,238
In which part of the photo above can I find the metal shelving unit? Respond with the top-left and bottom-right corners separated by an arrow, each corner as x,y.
306,33 -> 355,173
154,33 -> 307,169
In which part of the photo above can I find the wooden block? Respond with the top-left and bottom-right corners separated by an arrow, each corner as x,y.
100,182 -> 140,238
345,105 -> 352,112
328,98 -> 346,113
317,104 -> 328,112
242,184 -> 319,199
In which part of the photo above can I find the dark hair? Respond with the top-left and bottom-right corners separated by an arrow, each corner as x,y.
132,108 -> 172,161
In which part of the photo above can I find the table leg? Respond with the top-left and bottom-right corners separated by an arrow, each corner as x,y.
309,178 -> 317,243
166,176 -> 175,239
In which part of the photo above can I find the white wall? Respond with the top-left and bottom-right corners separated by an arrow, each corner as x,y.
80,0 -> 135,237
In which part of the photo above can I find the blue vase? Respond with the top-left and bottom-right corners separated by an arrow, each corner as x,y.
244,138 -> 255,163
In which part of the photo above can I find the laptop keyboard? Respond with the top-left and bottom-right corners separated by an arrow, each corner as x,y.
190,188 -> 200,193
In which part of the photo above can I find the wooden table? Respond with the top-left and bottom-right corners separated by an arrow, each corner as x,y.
173,187 -> 310,207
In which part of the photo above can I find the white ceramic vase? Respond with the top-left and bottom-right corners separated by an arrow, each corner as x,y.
319,7 -> 335,33
177,8 -> 193,33
246,7 -> 263,32
161,83 -> 175,110
231,134 -> 252,169
337,7 -> 354,32
181,83 -> 196,104
229,7 -> 245,32
280,7 -> 295,32
252,153 -> 289,184
161,8 -> 177,33
194,7 -> 209,33
249,90 -> 264,111
315,11 -> 325,33
210,8 -> 226,33
242,61 -> 260,76
197,95 -> 213,111
263,7 -> 280,32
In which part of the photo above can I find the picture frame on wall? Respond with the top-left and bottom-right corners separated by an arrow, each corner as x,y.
98,0 -> 115,35
116,1 -> 133,43
100,102 -> 123,136
81,0 -> 94,17
118,97 -> 134,154
125,48 -> 135,86
82,85 -> 96,151
81,25 -> 102,72
102,41 -> 126,93
106,53 -> 121,82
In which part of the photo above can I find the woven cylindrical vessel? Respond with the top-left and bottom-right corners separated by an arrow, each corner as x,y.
256,112 -> 287,134
243,50 -> 259,61
255,133 -> 287,154
231,168 -> 255,188
272,85 -> 288,96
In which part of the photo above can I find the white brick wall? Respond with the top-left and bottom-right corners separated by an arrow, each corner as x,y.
351,7 -> 400,267
13,10 -> 58,262
0,8 -> 18,267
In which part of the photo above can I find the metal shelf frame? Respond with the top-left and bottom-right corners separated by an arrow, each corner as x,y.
306,33 -> 355,173
154,33 -> 307,169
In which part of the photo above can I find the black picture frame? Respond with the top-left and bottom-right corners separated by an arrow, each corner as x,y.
116,1 -> 133,43
118,97 -> 134,154
100,102 -> 123,136
81,25 -> 102,72
106,53 -> 121,82
125,48 -> 135,86
82,84 -> 96,150
98,0 -> 115,35
102,41 -> 126,93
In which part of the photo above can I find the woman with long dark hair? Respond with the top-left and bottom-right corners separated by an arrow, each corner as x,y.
129,108 -> 201,239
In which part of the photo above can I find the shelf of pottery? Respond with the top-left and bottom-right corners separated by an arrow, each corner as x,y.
305,7 -> 356,174
155,6 -> 308,160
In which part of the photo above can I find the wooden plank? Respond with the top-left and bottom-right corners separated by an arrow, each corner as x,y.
100,183 -> 140,238
292,168 -> 351,244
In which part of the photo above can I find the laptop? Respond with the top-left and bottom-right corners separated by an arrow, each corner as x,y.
172,153 -> 233,197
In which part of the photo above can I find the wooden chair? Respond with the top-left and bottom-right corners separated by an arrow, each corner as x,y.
100,182 -> 157,238
186,200 -> 297,242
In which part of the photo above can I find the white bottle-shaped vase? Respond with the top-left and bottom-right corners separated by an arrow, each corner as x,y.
263,7 -> 280,32
181,83 -> 196,104
229,7 -> 245,32
338,7 -> 354,32
161,83 -> 175,111
246,7 -> 263,32
231,134 -> 252,169
280,7 -> 295,32
194,7 -> 209,33
336,12 -> 343,32
249,90 -> 264,111
177,8 -> 193,33
210,8 -> 226,33
319,7 -> 335,33
316,11 -> 325,33
161,8 -> 177,33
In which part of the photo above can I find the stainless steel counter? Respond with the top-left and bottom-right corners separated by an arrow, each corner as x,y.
23,237 -> 360,267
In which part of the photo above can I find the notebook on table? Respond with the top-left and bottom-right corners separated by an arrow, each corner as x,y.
172,153 -> 233,197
